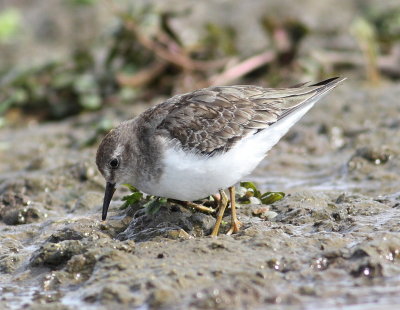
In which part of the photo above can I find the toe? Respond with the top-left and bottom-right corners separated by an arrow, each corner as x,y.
226,220 -> 242,235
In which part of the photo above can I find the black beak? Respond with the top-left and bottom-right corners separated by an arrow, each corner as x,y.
102,182 -> 116,220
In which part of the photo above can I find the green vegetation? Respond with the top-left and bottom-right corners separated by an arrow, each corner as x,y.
120,184 -> 167,216
238,182 -> 285,205
0,9 -> 21,42
120,182 -> 285,217
0,50 -> 103,120
1,3 -> 399,123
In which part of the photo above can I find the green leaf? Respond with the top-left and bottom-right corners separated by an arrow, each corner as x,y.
120,184 -> 143,209
120,191 -> 143,210
74,74 -> 97,93
122,192 -> 142,203
80,94 -> 101,110
238,199 -> 251,205
239,181 -> 261,198
143,198 -> 166,215
260,192 -> 285,205
122,184 -> 140,193
65,0 -> 97,6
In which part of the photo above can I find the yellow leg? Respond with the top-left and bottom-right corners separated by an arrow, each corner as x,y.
210,190 -> 228,237
184,201 -> 216,213
227,186 -> 242,235
212,194 -> 220,209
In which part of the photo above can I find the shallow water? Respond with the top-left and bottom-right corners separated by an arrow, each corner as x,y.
1,82 -> 400,309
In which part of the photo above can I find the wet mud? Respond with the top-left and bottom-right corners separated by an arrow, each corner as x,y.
1,82 -> 400,309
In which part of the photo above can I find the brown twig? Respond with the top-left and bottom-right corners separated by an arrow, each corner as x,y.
122,18 -> 227,71
209,51 -> 276,86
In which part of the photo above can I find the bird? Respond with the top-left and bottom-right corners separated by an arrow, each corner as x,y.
96,77 -> 345,236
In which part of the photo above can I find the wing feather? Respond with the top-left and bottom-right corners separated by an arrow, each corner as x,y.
153,77 -> 344,155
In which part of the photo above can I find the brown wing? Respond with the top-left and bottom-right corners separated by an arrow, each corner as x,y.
155,77 -> 344,155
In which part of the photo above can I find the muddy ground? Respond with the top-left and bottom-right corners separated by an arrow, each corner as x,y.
1,81 -> 400,310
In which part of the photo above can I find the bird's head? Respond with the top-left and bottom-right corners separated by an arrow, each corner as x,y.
96,123 -> 136,220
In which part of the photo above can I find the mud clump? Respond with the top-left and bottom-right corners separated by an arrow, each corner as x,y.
352,146 -> 391,165
117,203 -> 215,241
30,240 -> 87,267
2,207 -> 42,225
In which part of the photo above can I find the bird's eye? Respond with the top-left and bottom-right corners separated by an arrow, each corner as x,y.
109,158 -> 119,169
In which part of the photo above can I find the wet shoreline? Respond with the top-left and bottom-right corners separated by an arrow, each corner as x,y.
1,82 -> 400,309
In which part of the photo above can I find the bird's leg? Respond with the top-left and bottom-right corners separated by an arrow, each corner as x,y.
227,186 -> 242,235
210,190 -> 229,237
212,193 -> 221,209
184,201 -> 215,214
184,194 -> 220,213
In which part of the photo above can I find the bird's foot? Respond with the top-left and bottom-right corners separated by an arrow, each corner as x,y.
226,219 -> 242,235
226,186 -> 241,235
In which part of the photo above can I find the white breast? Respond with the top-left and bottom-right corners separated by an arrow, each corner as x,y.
141,100 -> 316,201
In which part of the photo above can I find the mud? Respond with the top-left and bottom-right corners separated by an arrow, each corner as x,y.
1,81 -> 400,309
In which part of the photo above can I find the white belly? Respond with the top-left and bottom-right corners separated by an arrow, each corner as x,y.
141,100 -> 315,201
150,141 -> 265,200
